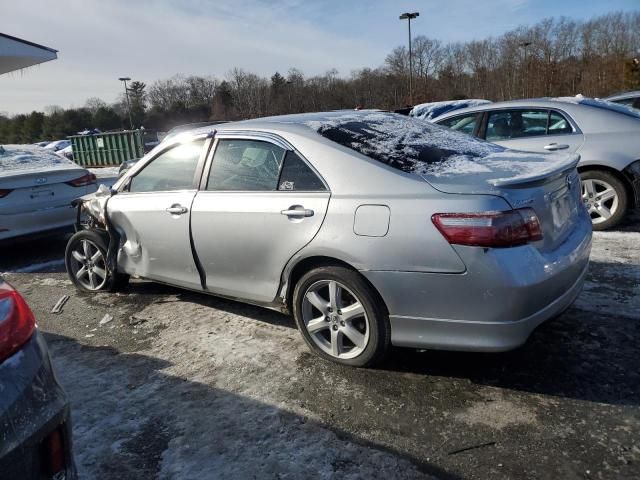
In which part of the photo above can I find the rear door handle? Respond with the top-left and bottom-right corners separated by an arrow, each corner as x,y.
544,143 -> 570,151
166,204 -> 188,215
281,207 -> 314,218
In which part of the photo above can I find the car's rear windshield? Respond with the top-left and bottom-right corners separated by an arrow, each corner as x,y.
305,112 -> 503,174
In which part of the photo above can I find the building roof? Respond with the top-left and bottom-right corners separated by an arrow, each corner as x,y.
0,32 -> 58,75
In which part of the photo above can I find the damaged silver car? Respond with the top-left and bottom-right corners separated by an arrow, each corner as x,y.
65,111 -> 592,367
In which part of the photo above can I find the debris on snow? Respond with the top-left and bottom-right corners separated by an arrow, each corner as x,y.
51,295 -> 71,314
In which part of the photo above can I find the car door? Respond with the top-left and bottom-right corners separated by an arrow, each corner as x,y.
190,135 -> 330,303
107,138 -> 209,289
482,108 -> 585,153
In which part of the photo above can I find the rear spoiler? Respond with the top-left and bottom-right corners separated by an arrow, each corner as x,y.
489,154 -> 580,188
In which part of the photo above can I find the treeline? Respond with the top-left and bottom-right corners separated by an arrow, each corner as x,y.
1,11 -> 639,144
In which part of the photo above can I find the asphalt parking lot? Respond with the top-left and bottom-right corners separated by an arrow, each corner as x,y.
1,213 -> 639,480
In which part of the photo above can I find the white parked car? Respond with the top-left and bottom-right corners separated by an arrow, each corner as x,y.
0,145 -> 97,241
44,139 -> 71,152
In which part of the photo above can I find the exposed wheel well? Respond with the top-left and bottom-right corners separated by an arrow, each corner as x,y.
578,165 -> 634,203
285,256 -> 388,315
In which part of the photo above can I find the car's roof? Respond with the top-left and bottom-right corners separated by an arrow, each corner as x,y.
184,110 -> 383,139
431,96 -> 640,122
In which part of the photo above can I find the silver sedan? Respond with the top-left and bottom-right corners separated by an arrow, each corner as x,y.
65,111 -> 592,367
431,96 -> 640,230
0,145 -> 97,241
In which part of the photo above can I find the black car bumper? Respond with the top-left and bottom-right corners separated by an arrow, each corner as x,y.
0,331 -> 76,480
622,159 -> 640,208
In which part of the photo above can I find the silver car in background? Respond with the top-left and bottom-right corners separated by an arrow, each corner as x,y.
0,145 -> 97,241
65,111 -> 592,367
605,90 -> 640,109
431,96 -> 640,229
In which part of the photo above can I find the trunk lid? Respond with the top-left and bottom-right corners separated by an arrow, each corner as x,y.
0,145 -> 92,214
421,150 -> 583,252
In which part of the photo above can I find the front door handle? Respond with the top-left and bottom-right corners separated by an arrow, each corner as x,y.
281,206 -> 314,218
166,204 -> 188,215
544,143 -> 570,151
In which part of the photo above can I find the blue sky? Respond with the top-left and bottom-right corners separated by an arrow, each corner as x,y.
1,0 -> 637,115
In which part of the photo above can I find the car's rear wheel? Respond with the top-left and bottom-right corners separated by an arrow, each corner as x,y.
65,230 -> 129,292
580,170 -> 628,231
293,266 -> 390,367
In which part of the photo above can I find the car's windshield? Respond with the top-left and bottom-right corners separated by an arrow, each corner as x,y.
306,112 -> 503,175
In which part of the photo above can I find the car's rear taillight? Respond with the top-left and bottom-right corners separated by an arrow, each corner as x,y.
65,173 -> 96,187
0,189 -> 12,198
432,208 -> 543,248
0,283 -> 36,363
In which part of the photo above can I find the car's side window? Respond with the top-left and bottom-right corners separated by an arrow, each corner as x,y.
128,140 -> 205,193
277,151 -> 326,191
207,139 -> 286,191
486,109 -> 549,141
547,111 -> 573,135
437,113 -> 479,135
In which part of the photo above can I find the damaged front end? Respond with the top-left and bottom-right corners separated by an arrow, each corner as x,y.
71,184 -> 121,276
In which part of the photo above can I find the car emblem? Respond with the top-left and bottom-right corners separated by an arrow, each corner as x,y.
566,175 -> 573,189
34,177 -> 48,185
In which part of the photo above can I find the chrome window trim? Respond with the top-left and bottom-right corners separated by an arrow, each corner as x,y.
117,135 -> 211,195
201,134 -> 330,193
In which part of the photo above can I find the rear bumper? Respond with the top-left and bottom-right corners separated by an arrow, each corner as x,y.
362,217 -> 592,351
0,204 -> 76,241
386,262 -> 587,351
0,332 -> 76,479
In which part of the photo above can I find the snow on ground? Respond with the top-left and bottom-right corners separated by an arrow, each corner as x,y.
573,217 -> 640,319
49,294 -> 429,479
409,99 -> 491,121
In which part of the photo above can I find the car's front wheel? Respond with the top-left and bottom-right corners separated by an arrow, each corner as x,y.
293,266 -> 390,367
65,230 -> 129,292
581,169 -> 628,231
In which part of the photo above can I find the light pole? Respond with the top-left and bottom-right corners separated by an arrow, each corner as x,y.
399,12 -> 419,106
118,77 -> 134,130
518,41 -> 532,98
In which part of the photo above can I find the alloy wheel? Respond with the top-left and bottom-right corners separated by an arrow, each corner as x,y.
301,280 -> 370,360
582,178 -> 619,225
69,239 -> 108,290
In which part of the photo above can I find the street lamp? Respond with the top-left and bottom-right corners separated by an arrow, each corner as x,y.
518,41 -> 532,98
118,76 -> 134,130
399,11 -> 419,105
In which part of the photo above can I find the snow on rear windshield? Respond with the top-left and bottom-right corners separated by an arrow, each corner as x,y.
306,112 -> 504,175
0,144 -> 75,173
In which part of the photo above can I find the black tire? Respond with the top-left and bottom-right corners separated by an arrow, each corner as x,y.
292,266 -> 390,367
580,169 -> 629,231
65,229 -> 129,292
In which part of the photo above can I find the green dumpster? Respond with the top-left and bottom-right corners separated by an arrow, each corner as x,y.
69,130 -> 144,167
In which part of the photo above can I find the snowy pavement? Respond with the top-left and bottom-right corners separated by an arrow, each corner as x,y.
1,213 -> 639,479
